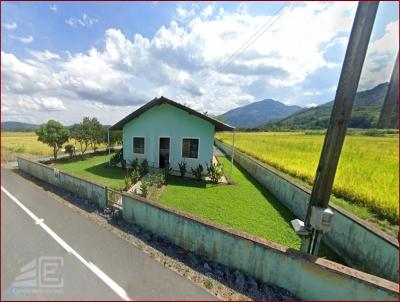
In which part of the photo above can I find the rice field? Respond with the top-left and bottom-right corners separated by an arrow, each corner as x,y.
1,131 -> 106,162
216,132 -> 398,224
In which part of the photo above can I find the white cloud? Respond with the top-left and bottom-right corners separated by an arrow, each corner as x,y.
2,2 -> 398,124
359,20 -> 399,89
305,103 -> 318,108
66,14 -> 98,27
304,91 -> 322,96
2,22 -> 17,30
9,34 -> 34,44
28,50 -> 60,61
50,5 -> 57,12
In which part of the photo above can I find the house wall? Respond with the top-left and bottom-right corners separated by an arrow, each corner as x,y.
122,104 -> 215,171
215,139 -> 399,283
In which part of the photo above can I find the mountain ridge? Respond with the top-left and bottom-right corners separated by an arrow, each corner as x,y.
220,99 -> 302,127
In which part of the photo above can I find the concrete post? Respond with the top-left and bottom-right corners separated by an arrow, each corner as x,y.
230,129 -> 236,182
302,1 -> 379,256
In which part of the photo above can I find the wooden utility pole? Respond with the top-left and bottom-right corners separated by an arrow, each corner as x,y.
378,53 -> 399,129
302,1 -> 379,255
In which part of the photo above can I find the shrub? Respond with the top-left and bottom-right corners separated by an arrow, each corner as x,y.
163,162 -> 172,184
206,161 -> 224,183
124,175 -> 132,191
178,160 -> 187,177
155,173 -> 165,187
130,168 -> 140,183
140,158 -> 149,175
121,159 -> 127,169
110,149 -> 123,166
64,144 -> 75,159
191,164 -> 204,180
129,158 -> 139,170
140,181 -> 149,197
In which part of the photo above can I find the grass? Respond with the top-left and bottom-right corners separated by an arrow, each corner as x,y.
54,153 -> 343,262
1,131 -> 107,162
216,132 -> 399,226
55,154 -> 127,190
161,156 -> 301,248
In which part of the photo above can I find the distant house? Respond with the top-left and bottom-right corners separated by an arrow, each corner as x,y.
109,97 -> 234,171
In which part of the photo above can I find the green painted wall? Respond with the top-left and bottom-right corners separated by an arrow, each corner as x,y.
215,140 -> 399,283
122,194 -> 398,301
122,104 -> 215,171
17,158 -> 107,209
17,157 -> 398,300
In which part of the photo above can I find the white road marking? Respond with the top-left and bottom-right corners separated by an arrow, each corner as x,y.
1,186 -> 131,301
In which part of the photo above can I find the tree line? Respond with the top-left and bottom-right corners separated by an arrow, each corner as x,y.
35,118 -> 122,159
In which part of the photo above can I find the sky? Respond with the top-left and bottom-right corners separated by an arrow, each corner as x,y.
1,1 -> 399,125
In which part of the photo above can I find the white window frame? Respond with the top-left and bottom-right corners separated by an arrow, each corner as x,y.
133,136 -> 145,154
181,137 -> 200,160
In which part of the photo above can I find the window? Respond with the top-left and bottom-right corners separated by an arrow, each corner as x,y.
133,137 -> 144,154
182,138 -> 199,159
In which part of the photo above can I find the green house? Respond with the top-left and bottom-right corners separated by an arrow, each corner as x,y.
109,97 -> 234,171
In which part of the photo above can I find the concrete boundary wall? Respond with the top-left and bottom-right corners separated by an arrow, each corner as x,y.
122,193 -> 398,300
215,140 -> 398,283
17,157 -> 399,300
17,157 -> 106,209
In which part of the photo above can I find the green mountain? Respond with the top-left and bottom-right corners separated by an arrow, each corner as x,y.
220,99 -> 302,128
264,83 -> 393,130
1,121 -> 40,131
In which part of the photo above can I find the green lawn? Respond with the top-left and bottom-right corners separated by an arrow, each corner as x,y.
55,154 -> 127,190
56,153 -> 342,261
161,156 -> 302,248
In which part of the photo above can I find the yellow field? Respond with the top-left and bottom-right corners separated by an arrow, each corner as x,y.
216,132 -> 399,224
1,131 -> 105,162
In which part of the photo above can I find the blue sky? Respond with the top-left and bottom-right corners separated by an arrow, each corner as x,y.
1,1 -> 399,125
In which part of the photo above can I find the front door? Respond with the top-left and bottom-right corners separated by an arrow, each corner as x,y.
159,137 -> 170,168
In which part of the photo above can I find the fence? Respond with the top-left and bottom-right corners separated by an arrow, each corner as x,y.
17,156 -> 399,300
215,139 -> 398,283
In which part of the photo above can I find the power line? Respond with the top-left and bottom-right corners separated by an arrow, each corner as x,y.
191,2 -> 292,92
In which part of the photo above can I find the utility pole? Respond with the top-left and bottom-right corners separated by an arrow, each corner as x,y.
292,2 -> 379,256
378,53 -> 399,129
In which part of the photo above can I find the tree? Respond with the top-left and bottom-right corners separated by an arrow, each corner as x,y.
70,118 -> 91,157
88,118 -> 106,151
108,130 -> 123,146
35,120 -> 70,160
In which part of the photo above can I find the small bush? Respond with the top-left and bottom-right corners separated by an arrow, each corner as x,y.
121,159 -> 127,169
178,160 -> 187,177
129,158 -> 139,170
130,168 -> 140,183
110,149 -> 123,166
140,181 -> 149,197
64,144 -> 75,158
191,164 -> 204,180
206,161 -> 223,183
140,158 -> 149,175
163,163 -> 172,184
124,175 -> 132,191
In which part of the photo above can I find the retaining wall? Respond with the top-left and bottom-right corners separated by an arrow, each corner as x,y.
17,157 -> 106,209
122,193 -> 398,300
215,140 -> 398,283
17,156 -> 399,300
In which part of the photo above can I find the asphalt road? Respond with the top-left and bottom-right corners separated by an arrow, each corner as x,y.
1,167 -> 216,300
